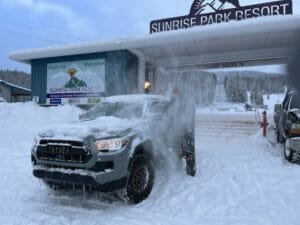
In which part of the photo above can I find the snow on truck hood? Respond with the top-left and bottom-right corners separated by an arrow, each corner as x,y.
38,116 -> 145,140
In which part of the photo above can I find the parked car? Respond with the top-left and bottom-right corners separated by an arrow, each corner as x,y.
31,94 -> 196,203
274,90 -> 300,163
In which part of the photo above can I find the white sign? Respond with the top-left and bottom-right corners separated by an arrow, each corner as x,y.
47,59 -> 105,105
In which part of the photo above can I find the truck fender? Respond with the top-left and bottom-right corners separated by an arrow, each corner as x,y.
127,140 -> 154,171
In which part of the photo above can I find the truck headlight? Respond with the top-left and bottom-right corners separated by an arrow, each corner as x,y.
95,138 -> 129,152
292,123 -> 300,129
291,123 -> 300,134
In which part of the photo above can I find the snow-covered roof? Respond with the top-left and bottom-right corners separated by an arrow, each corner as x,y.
0,80 -> 31,94
9,15 -> 300,68
104,94 -> 169,104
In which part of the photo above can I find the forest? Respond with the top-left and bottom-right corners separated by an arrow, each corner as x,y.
0,70 -> 31,89
222,71 -> 286,105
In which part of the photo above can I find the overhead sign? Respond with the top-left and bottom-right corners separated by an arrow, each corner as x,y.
46,59 -> 105,105
150,0 -> 293,33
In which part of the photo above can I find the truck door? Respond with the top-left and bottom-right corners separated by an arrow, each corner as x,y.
279,94 -> 292,136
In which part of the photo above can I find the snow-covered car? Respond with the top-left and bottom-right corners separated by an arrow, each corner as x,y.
31,94 -> 173,203
274,90 -> 300,163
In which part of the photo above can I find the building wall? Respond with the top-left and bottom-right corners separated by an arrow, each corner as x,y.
0,83 -> 11,102
31,50 -> 139,104
11,95 -> 31,103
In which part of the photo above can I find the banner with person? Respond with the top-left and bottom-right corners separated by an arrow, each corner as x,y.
46,58 -> 105,105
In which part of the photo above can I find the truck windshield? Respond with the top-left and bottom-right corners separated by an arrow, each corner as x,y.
79,101 -> 144,121
289,95 -> 300,109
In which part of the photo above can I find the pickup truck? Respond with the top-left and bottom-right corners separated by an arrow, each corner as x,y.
274,90 -> 300,163
31,94 -> 196,203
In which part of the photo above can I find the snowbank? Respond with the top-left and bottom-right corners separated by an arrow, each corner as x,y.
197,110 -> 259,122
0,102 -> 82,141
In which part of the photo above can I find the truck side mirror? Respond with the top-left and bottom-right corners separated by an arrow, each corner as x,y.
274,104 -> 281,112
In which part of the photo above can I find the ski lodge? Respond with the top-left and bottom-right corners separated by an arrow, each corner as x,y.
9,13 -> 300,105
0,80 -> 31,103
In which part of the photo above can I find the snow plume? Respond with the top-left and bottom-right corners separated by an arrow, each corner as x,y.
156,69 -> 217,106
149,74 -> 215,169
145,47 -> 217,168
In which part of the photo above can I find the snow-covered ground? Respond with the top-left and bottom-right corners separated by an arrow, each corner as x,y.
0,96 -> 299,225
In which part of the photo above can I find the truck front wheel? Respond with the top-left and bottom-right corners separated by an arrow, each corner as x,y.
126,154 -> 154,204
284,139 -> 297,163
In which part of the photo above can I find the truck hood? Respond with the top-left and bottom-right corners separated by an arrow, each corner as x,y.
38,116 -> 146,140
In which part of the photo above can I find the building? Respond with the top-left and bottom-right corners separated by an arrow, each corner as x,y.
9,16 -> 300,105
0,80 -> 31,102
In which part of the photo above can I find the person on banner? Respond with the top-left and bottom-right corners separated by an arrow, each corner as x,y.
63,68 -> 87,88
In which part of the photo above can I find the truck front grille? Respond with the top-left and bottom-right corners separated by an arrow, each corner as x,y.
36,140 -> 91,163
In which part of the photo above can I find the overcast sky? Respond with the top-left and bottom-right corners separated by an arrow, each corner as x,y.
0,0 -> 299,73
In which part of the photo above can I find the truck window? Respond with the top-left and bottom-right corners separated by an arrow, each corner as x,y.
283,95 -> 291,110
289,95 -> 300,110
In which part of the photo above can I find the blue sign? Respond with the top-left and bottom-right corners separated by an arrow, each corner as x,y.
50,99 -> 62,105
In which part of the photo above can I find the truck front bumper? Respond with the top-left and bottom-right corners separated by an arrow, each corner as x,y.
32,141 -> 131,192
33,168 -> 127,192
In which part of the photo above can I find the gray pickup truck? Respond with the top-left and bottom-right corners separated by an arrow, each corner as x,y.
274,90 -> 300,163
31,94 -> 173,203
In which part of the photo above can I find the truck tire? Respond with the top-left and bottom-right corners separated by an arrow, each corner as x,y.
126,154 -> 154,204
182,131 -> 196,177
186,157 -> 196,177
284,139 -> 297,163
